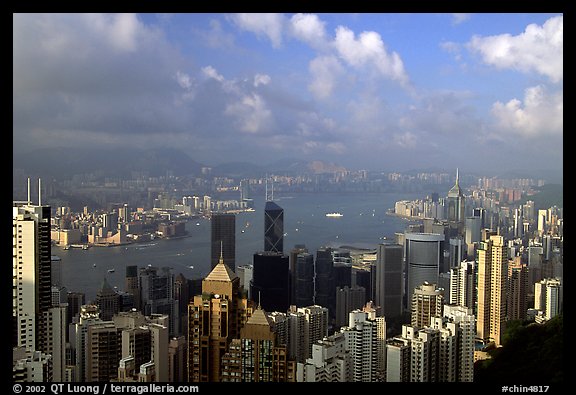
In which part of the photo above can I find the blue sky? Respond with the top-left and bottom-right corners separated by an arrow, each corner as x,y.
13,13 -> 563,173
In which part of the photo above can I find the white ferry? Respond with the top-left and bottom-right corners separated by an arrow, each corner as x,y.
325,212 -> 343,217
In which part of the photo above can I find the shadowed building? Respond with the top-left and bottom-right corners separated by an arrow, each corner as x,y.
211,214 -> 236,271
251,252 -> 290,313
264,201 -> 284,254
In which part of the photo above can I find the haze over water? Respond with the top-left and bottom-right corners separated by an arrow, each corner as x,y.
58,191 -> 422,301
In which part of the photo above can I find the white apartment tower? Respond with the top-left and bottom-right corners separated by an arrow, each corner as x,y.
340,310 -> 379,382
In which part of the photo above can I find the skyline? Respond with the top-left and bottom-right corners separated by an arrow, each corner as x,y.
13,13 -> 563,174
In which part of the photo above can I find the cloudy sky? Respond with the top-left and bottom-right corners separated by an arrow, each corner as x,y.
13,13 -> 563,173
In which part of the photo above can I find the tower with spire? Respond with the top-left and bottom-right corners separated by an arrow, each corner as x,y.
187,247 -> 253,382
447,168 -> 466,229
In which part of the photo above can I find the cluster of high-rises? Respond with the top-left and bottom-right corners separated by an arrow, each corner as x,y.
13,171 -> 563,382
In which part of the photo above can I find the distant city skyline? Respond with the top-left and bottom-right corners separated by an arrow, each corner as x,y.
13,13 -> 562,174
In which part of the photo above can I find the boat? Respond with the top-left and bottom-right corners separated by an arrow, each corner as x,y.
196,222 -> 200,226
107,269 -> 115,273
93,264 -> 97,268
326,212 -> 343,217
189,265 -> 194,269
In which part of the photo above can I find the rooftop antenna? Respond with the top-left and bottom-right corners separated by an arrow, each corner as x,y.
456,168 -> 459,185
219,240 -> 224,264
27,178 -> 31,205
38,178 -> 42,206
258,291 -> 261,309
265,174 -> 269,201
271,178 -> 274,201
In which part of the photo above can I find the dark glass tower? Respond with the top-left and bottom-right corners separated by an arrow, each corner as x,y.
211,213 -> 236,271
314,247 -> 335,319
264,201 -> 284,253
251,252 -> 290,313
293,252 -> 315,307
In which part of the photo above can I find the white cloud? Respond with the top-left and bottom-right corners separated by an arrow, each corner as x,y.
254,73 -> 271,87
333,26 -> 408,85
468,16 -> 563,83
201,65 -> 225,82
451,13 -> 471,25
229,13 -> 285,48
225,93 -> 273,134
175,71 -> 193,90
289,13 -> 328,49
393,132 -> 418,149
308,55 -> 344,99
491,85 -> 563,137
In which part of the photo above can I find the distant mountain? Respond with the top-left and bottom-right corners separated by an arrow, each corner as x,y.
13,147 -> 204,179
267,158 -> 347,175
211,162 -> 266,178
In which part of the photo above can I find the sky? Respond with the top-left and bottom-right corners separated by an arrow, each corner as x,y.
13,13 -> 563,174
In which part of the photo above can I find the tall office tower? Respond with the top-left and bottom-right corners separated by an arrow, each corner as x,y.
13,198 -> 52,353
139,266 -> 178,336
118,204 -> 131,224
473,207 -> 486,230
168,336 -> 187,382
296,332 -> 352,382
220,307 -> 296,382
43,305 -> 67,381
12,348 -> 53,382
514,208 -> 524,239
236,264 -> 253,299
251,252 -> 290,313
404,233 -> 444,312
411,282 -> 444,328
442,305 -> 475,382
335,286 -> 366,328
264,201 -> 284,253
66,292 -> 85,339
465,216 -> 482,257
85,321 -> 121,382
534,278 -> 562,323
339,310 -> 379,382
283,305 -> 329,363
448,237 -> 466,270
293,252 -> 315,307
352,267 -> 372,305
537,209 -> 548,235
476,235 -> 508,346
446,169 -> 465,230
333,262 -> 352,289
507,258 -> 528,321
448,260 -> 476,311
95,277 -> 121,321
289,245 -> 307,303
211,213 -> 236,271
375,243 -> 403,318
187,256 -> 253,382
125,265 -> 140,311
174,273 -> 190,336
315,247 -> 335,318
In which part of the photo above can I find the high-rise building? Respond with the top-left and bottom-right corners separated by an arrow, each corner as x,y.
174,273 -> 190,336
411,282 -> 444,328
69,305 -> 102,382
404,233 -> 444,311
448,260 -> 476,311
168,336 -> 187,382
211,213 -> 236,271
95,277 -> 121,321
335,286 -> 366,328
446,169 -> 466,230
296,332 -> 351,382
13,348 -> 53,382
85,321 -> 121,382
139,266 -> 178,336
264,201 -> 284,253
125,265 -> 140,311
442,305 -> 475,382
534,278 -> 562,323
507,257 -> 528,321
220,307 -> 296,382
289,245 -> 308,304
187,256 -> 253,382
385,337 -> 411,382
251,252 -> 290,313
339,310 -> 379,382
375,243 -> 403,318
476,235 -> 508,346
315,247 -> 335,318
293,252 -> 315,307
13,199 -> 52,353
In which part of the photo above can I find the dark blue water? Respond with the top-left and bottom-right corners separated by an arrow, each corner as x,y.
58,192 -> 421,301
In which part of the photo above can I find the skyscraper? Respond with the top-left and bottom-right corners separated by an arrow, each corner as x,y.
211,213 -> 236,271
296,332 -> 352,382
507,257 -> 528,321
476,234 -> 508,346
187,256 -> 253,382
139,266 -> 178,336
293,252 -> 315,307
411,282 -> 444,328
95,277 -> 121,321
264,201 -> 284,253
13,195 -> 52,354
251,252 -> 290,313
315,247 -> 335,318
447,168 -> 465,224
404,233 -> 444,311
339,310 -> 379,382
125,265 -> 140,311
375,243 -> 403,318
